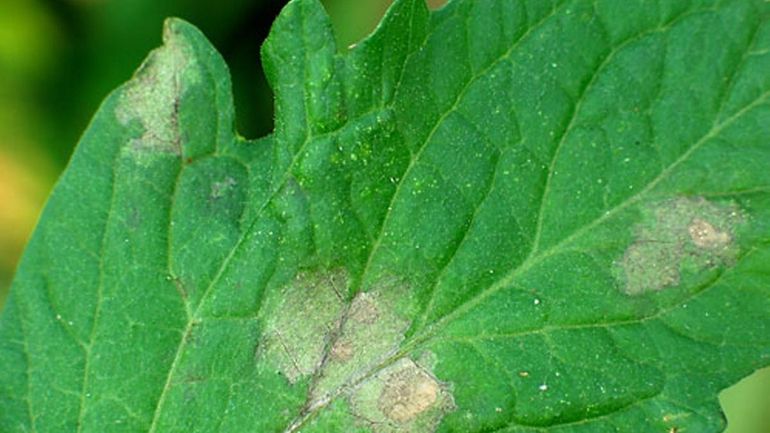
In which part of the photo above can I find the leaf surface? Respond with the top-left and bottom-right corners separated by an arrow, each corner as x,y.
2,1 -> 770,432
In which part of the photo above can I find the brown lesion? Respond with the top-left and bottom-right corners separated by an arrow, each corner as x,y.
329,338 -> 354,362
378,361 -> 441,423
688,217 -> 731,250
347,357 -> 455,433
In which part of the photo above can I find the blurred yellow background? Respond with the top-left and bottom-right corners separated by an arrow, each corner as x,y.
0,0 -> 767,430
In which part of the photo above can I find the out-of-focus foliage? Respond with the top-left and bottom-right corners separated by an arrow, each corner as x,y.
0,1 -> 766,431
721,368 -> 770,433
0,0 -> 60,302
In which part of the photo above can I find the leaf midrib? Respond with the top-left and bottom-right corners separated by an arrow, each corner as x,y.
282,5 -> 770,430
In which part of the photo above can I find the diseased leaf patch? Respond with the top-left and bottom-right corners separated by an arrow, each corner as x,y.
350,357 -> 454,433
616,196 -> 743,295
259,270 -> 455,432
116,23 -> 197,156
259,270 -> 347,383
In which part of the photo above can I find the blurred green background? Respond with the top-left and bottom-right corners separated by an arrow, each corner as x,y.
0,0 -> 767,430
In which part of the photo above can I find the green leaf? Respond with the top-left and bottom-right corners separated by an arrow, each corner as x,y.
2,0 -> 770,432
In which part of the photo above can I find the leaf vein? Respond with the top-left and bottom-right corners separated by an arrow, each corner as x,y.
75,148 -> 121,433
416,88 -> 770,346
358,0 -> 571,288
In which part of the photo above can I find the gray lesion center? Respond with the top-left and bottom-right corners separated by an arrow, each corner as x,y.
617,196 -> 743,295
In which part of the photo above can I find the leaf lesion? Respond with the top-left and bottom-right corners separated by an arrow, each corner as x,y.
256,270 -> 454,433
116,20 -> 193,157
